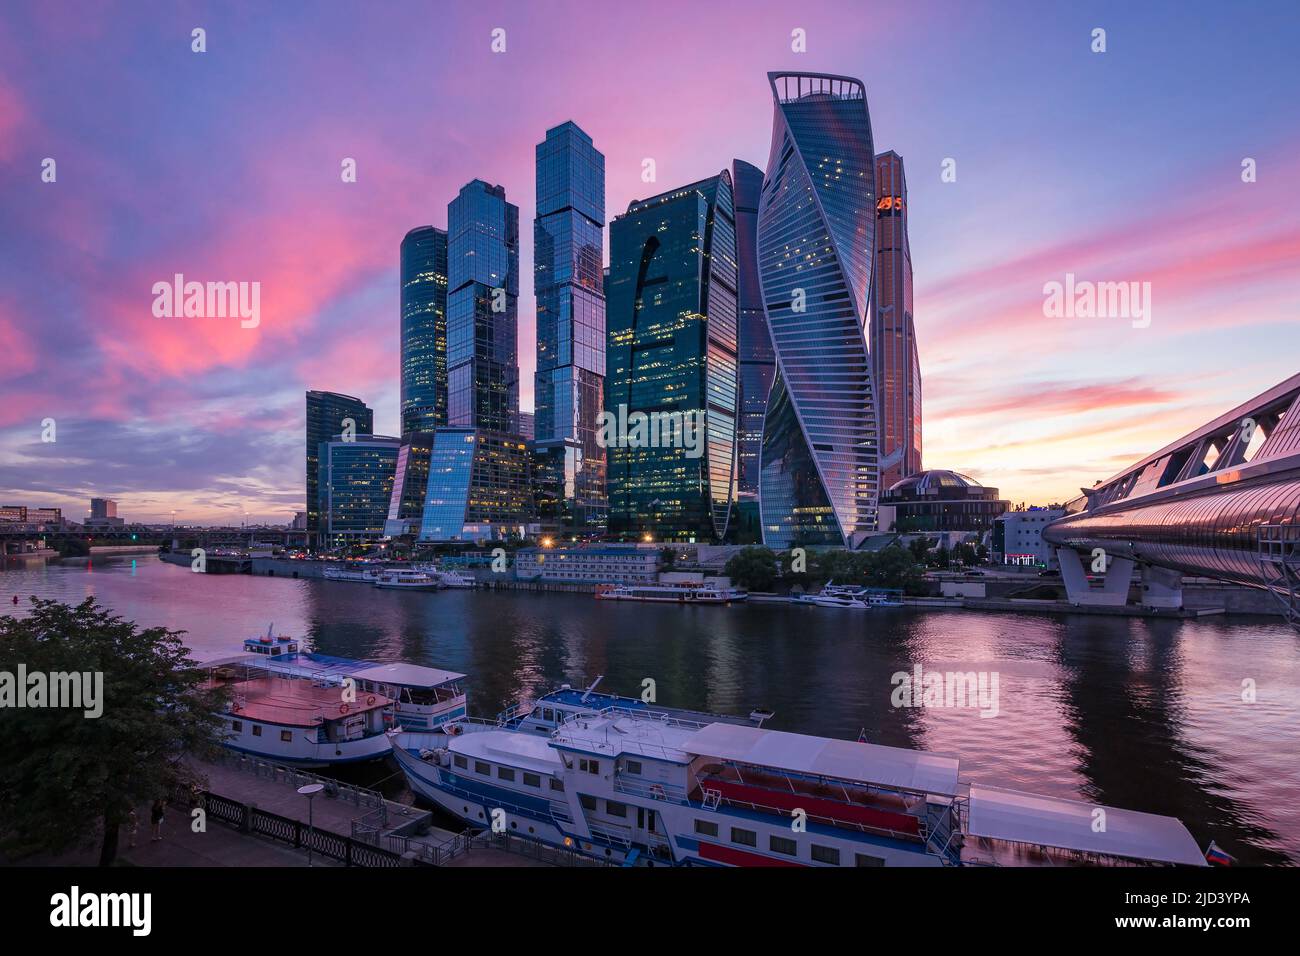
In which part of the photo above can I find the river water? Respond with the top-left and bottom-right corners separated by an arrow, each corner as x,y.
3,553 -> 1298,865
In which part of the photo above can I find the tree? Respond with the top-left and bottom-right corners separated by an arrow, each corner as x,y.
0,598 -> 227,865
659,547 -> 678,570
724,547 -> 778,592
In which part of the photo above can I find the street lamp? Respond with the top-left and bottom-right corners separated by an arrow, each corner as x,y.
297,783 -> 324,866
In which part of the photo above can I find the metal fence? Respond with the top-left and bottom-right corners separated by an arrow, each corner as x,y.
208,752 -> 388,824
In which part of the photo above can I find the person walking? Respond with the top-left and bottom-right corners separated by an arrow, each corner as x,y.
150,798 -> 166,842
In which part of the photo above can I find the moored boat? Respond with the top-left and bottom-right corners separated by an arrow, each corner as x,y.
595,582 -> 747,604
372,568 -> 441,590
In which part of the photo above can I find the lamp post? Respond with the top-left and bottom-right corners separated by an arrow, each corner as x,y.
297,783 -> 324,866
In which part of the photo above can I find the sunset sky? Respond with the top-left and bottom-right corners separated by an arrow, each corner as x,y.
2,0 -> 1298,523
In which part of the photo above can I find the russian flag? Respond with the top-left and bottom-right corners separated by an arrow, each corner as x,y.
1205,841 -> 1234,866
857,728 -> 868,744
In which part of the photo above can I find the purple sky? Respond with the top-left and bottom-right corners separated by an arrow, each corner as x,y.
2,1 -> 1298,523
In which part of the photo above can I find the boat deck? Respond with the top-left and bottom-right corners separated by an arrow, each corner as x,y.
212,676 -> 392,727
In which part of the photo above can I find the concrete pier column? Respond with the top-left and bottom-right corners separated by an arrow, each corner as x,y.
1140,564 -> 1184,609
1056,548 -> 1135,606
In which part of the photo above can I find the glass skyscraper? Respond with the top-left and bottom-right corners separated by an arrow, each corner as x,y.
873,150 -> 922,490
383,430 -> 435,538
417,428 -> 533,542
305,390 -> 373,543
447,180 -> 520,433
732,158 -> 773,542
757,72 -> 881,548
400,225 -> 449,437
605,173 -> 739,542
533,122 -> 608,535
318,434 -> 402,547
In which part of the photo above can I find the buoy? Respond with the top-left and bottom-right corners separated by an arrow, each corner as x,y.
339,703 -> 350,714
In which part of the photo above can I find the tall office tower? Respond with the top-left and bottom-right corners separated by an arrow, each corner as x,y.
90,498 -> 117,520
757,72 -> 880,548
731,158 -> 773,542
417,428 -> 533,542
318,434 -> 402,547
305,390 -> 373,543
400,225 -> 449,437
383,430 -> 435,538
605,172 -> 739,542
533,122 -> 608,535
873,150 -> 922,489
446,180 -> 520,433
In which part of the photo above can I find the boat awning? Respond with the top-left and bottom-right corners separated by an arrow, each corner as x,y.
681,723 -> 961,796
966,785 -> 1208,866
351,663 -> 467,688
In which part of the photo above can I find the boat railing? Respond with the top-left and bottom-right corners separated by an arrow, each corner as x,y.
495,701 -> 532,725
585,819 -> 634,848
613,774 -> 690,805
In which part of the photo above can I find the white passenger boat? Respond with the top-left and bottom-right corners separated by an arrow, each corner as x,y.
372,568 -> 441,590
387,690 -> 1208,868
595,582 -> 747,604
413,564 -> 476,588
797,582 -> 903,608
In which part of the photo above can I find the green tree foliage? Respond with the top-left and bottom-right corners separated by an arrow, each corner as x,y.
724,547 -> 779,591
0,598 -> 228,865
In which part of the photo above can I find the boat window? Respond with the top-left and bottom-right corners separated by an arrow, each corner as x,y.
475,761 -> 490,776
694,819 -> 719,837
453,755 -> 468,770
523,772 -> 541,788
606,801 -> 627,818
811,844 -> 840,865
579,758 -> 600,775
625,760 -> 642,776
497,767 -> 515,782
543,708 -> 554,722
731,827 -> 757,847
231,720 -> 242,732
770,835 -> 797,857
580,794 -> 597,811
252,725 -> 262,737
550,778 -> 565,792
855,853 -> 885,867
280,731 -> 292,743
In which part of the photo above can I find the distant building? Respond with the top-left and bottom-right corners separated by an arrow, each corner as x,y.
731,158 -> 771,544
384,431 -> 434,538
517,411 -> 535,441
306,390 -> 374,542
291,511 -> 307,530
873,150 -> 922,489
90,498 -> 117,520
605,172 -> 739,543
532,122 -> 608,535
879,470 -> 1009,534
993,507 -> 1067,566
401,225 -> 450,437
417,428 -> 532,542
447,179 -> 520,433
514,545 -> 659,584
318,434 -> 402,547
29,507 -> 62,525
0,505 -> 26,522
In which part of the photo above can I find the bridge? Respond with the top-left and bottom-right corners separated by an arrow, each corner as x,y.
0,524 -> 309,555
1043,372 -> 1300,626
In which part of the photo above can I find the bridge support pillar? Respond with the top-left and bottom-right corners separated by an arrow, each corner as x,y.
1139,564 -> 1184,610
1056,548 -> 1134,606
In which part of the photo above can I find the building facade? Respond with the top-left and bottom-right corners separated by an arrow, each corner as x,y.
993,507 -> 1067,566
757,72 -> 881,549
383,431 -> 435,538
514,545 -> 660,584
605,172 -> 739,543
400,225 -> 449,437
417,428 -> 533,542
447,180 -> 520,433
318,435 -> 402,547
533,122 -> 608,535
90,498 -> 117,520
306,390 -> 374,541
872,151 -> 922,489
731,158 -> 773,543
879,470 -> 1009,534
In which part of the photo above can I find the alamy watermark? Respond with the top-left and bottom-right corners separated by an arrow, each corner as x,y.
152,273 -> 260,328
597,403 -> 705,459
890,664 -> 999,718
0,665 -> 103,718
1043,273 -> 1151,329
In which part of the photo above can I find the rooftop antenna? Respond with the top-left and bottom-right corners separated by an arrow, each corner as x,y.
580,675 -> 605,703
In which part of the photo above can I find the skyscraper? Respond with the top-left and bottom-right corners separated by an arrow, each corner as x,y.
400,225 -> 449,437
757,72 -> 880,548
533,122 -> 608,534
318,434 -> 402,547
306,390 -> 373,542
447,180 -> 519,433
605,173 -> 739,542
731,158 -> 773,542
873,150 -> 922,489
